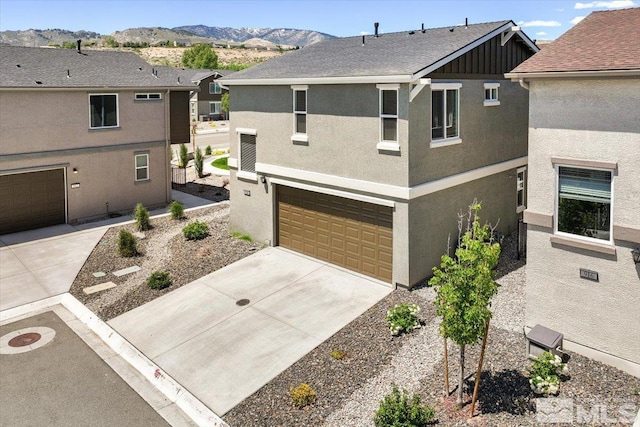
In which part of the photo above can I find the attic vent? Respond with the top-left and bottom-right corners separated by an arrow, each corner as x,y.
138,67 -> 143,71
450,28 -> 454,32
66,69 -> 70,78
421,23 -> 425,33
409,31 -> 415,35
35,81 -> 42,85
374,22 -> 379,37
16,64 -> 21,68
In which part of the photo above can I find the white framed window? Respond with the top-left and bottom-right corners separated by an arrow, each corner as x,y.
555,165 -> 612,243
237,128 -> 257,181
484,82 -> 500,106
135,93 -> 162,101
89,93 -> 119,129
134,153 -> 149,182
292,85 -> 307,137
516,166 -> 526,213
431,83 -> 461,147
210,101 -> 222,115
209,81 -> 222,94
378,85 -> 398,144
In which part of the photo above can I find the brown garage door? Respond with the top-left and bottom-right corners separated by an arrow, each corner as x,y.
0,169 -> 66,235
277,186 -> 392,282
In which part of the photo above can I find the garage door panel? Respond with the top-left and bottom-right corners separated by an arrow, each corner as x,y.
277,186 -> 392,282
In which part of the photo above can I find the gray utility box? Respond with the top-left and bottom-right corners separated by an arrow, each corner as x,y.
526,324 -> 563,359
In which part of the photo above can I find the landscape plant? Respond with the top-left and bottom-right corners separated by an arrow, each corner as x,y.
529,351 -> 567,395
147,271 -> 172,290
194,147 -> 204,178
373,385 -> 434,427
182,220 -> 209,240
178,143 -> 188,168
221,93 -> 229,119
230,231 -> 252,241
289,383 -> 316,409
330,349 -> 348,360
168,201 -> 184,220
205,145 -> 212,156
133,203 -> 151,231
386,303 -> 421,336
117,229 -> 138,257
429,200 -> 500,407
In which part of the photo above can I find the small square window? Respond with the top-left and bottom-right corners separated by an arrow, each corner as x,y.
483,83 -> 500,106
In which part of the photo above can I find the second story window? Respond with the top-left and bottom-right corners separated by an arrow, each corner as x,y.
209,81 -> 222,94
293,88 -> 307,134
431,83 -> 461,145
378,86 -> 398,142
89,94 -> 118,129
484,82 -> 500,106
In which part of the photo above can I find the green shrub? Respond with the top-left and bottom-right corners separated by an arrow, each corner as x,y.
118,229 -> 138,257
179,143 -> 188,168
133,203 -> 151,231
194,147 -> 204,178
231,231 -> 252,241
147,271 -> 172,290
529,351 -> 567,395
386,303 -> 421,336
289,383 -> 316,409
205,145 -> 212,156
168,201 -> 184,220
374,385 -> 434,427
330,349 -> 348,360
182,220 -> 209,240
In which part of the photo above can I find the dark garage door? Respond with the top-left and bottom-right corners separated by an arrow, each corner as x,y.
0,169 -> 66,235
277,186 -> 392,282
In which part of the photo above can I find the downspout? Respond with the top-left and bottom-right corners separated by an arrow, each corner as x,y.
165,90 -> 171,203
518,78 -> 530,91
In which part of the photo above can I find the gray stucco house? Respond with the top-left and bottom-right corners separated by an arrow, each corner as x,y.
220,20 -> 538,287
507,8 -> 640,377
0,46 -> 195,234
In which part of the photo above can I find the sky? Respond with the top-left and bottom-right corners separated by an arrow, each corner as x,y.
0,0 -> 637,40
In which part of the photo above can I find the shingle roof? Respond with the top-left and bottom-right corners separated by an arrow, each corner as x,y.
0,46 -> 197,89
165,68 -> 235,83
221,21 -> 523,81
511,7 -> 640,73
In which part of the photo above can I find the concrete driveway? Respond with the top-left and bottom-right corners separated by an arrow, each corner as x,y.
108,247 -> 392,416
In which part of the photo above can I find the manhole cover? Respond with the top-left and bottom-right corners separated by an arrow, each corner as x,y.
236,298 -> 250,306
8,332 -> 41,347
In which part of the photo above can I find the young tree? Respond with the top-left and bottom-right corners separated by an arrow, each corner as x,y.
181,44 -> 218,69
429,200 -> 501,407
194,147 -> 204,178
221,93 -> 229,120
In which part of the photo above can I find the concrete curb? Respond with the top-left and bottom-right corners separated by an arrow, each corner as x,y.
0,294 -> 228,427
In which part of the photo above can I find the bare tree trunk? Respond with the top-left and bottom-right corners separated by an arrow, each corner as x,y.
470,319 -> 491,418
443,336 -> 450,396
458,344 -> 465,406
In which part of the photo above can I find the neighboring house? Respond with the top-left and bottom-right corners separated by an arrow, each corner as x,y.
173,68 -> 233,122
507,8 -> 640,376
0,45 -> 196,234
220,21 -> 538,286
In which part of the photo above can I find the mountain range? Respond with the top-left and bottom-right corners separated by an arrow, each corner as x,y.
0,25 -> 335,48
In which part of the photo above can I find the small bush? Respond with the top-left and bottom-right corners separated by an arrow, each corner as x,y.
289,383 -> 316,409
386,303 -> 421,336
147,271 -> 172,290
179,143 -> 188,168
205,145 -> 212,156
529,351 -> 567,395
194,147 -> 204,178
168,201 -> 184,220
182,220 -> 209,240
231,231 -> 252,242
374,385 -> 434,427
134,203 -> 151,231
118,229 -> 138,257
330,349 -> 348,360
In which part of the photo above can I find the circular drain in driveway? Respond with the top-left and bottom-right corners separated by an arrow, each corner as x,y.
236,299 -> 250,306
0,327 -> 56,355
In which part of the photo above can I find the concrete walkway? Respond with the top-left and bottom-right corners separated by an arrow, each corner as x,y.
108,247 -> 392,416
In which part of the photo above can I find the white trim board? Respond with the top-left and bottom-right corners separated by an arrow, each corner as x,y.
270,178 -> 396,207
256,156 -> 527,201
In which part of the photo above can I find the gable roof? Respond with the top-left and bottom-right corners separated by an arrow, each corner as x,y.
221,20 -> 538,85
167,68 -> 235,83
509,7 -> 640,76
0,46 -> 197,90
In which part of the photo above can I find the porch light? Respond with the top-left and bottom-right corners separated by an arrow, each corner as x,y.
73,168 -> 78,173
632,247 -> 640,264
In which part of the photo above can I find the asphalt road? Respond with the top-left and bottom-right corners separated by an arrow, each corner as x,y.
171,132 -> 230,157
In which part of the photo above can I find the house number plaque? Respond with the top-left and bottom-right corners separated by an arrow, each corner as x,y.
580,268 -> 599,282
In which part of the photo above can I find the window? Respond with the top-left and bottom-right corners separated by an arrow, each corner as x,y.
89,94 -> 118,128
237,129 -> 257,180
483,82 -> 500,106
431,83 -> 461,145
135,153 -> 149,181
516,167 -> 526,213
190,102 -> 196,115
135,93 -> 162,100
210,101 -> 222,115
379,87 -> 398,142
209,81 -> 222,94
557,166 -> 612,241
293,88 -> 307,134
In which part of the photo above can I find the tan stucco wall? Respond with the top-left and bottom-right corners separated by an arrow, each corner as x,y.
525,78 -> 640,369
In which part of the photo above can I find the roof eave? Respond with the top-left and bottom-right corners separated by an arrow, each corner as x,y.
0,85 -> 198,91
505,69 -> 640,80
221,75 -> 414,86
